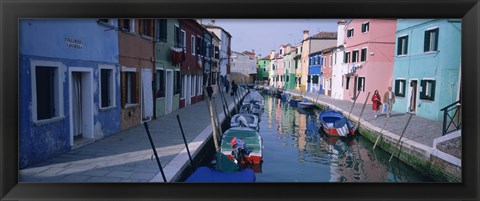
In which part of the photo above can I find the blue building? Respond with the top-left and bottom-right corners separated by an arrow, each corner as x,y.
308,51 -> 323,94
19,19 -> 121,168
392,19 -> 461,121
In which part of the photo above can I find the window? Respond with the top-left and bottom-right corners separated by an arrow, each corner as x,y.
346,76 -> 350,90
420,79 -> 436,101
214,46 -> 220,59
155,69 -> 165,98
352,50 -> 359,63
312,75 -> 319,84
181,30 -> 186,49
156,19 -> 167,42
361,48 -> 367,62
100,68 -> 115,108
347,29 -> 354,38
286,75 -> 290,82
272,64 -> 276,70
362,22 -> 369,33
307,76 -> 311,83
122,71 -> 138,106
175,71 -> 181,95
174,25 -> 181,48
191,35 -> 196,55
119,19 -> 135,33
139,19 -> 153,38
357,77 -> 365,92
329,55 -> 333,66
334,53 -> 337,64
280,49 -> 283,54
424,28 -> 439,52
394,79 -> 406,97
344,52 -> 351,63
263,68 -> 266,72
397,36 -> 409,56
35,66 -> 60,121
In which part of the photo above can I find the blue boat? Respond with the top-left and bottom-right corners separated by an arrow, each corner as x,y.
185,152 -> 256,182
289,95 -> 303,107
318,108 -> 356,137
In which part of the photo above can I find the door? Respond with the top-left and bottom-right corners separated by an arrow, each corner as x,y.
408,80 -> 418,113
142,69 -> 153,122
166,70 -> 173,114
69,69 -> 94,146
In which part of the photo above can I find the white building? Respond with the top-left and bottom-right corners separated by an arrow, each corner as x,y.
331,19 -> 348,100
204,21 -> 232,83
230,51 -> 257,81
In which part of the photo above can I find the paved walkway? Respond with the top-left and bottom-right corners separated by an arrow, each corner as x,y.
19,88 -> 247,182
283,88 -> 443,147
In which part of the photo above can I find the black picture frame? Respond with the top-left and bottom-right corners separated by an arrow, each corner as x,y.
1,0 -> 478,200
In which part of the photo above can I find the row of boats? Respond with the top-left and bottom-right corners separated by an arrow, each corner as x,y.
186,89 -> 265,182
186,87 -> 356,182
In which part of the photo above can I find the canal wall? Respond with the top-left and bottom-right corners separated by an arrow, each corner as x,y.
274,87 -> 461,182
151,88 -> 249,182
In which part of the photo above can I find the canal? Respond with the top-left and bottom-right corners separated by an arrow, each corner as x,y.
254,94 -> 433,182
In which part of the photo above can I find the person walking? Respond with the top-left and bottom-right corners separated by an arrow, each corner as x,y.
371,90 -> 382,118
231,80 -> 238,96
206,84 -> 213,100
383,86 -> 395,117
225,78 -> 230,93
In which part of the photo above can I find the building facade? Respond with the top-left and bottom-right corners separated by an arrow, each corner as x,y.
321,47 -> 335,97
392,19 -> 461,121
343,19 -> 397,102
257,55 -> 271,84
308,51 -> 323,94
204,22 -> 232,87
154,19 -> 181,118
331,20 -> 348,100
19,19 -> 121,168
230,51 -> 257,82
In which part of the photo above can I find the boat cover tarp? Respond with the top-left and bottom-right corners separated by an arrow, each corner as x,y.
185,166 -> 255,182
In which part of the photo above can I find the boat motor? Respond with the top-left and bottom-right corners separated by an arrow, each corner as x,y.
230,137 -> 251,164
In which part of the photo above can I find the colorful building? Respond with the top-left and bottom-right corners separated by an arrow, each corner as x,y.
331,20 -> 347,100
283,46 -> 297,89
300,31 -> 337,92
294,43 -> 303,90
179,19 -> 205,108
343,19 -> 397,102
268,50 -> 277,87
204,22 -> 233,88
19,19 -> 121,168
307,51 -> 323,94
321,46 -> 336,97
257,55 -> 270,84
392,19 -> 461,121
154,19 -> 181,118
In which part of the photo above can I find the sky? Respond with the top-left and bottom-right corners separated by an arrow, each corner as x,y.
199,19 -> 340,58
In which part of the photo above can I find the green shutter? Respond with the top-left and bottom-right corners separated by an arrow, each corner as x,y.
395,80 -> 400,95
424,31 -> 430,52
430,80 -> 436,101
420,80 -> 426,99
404,36 -> 408,54
434,29 -> 439,51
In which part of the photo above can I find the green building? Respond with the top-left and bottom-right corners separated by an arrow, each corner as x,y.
257,55 -> 270,84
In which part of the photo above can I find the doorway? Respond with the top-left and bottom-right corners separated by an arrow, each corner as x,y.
69,68 -> 94,146
142,69 -> 153,122
408,79 -> 418,113
165,70 -> 173,114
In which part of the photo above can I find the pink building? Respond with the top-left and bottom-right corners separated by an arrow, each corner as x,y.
343,19 -> 396,102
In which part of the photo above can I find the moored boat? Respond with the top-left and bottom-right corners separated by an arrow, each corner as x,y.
318,108 -> 356,137
243,91 -> 265,108
230,113 -> 259,131
289,95 -> 303,107
220,127 -> 263,164
297,98 -> 316,109
239,103 -> 262,116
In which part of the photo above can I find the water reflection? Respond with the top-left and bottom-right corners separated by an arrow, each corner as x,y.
255,95 -> 432,182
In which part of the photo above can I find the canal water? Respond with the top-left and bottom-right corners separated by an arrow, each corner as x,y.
254,94 -> 432,182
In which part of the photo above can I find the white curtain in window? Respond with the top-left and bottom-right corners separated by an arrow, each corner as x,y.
72,73 -> 82,137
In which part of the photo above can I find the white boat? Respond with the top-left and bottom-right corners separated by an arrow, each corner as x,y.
243,91 -> 264,109
230,114 -> 259,131
240,103 -> 262,116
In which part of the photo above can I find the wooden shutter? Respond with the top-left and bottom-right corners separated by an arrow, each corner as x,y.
394,80 -> 400,96
397,37 -> 402,55
434,29 -> 439,51
121,72 -> 126,107
420,80 -> 426,99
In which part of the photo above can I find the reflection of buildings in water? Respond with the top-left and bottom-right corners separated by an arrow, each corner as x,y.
297,114 -> 307,151
267,96 -> 273,127
275,99 -> 283,133
321,136 -> 388,182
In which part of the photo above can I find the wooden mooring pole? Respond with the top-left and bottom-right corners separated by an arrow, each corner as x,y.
348,90 -> 362,119
204,89 -> 220,151
389,114 -> 414,162
373,116 -> 391,150
355,92 -> 371,130
218,82 -> 230,118
176,115 -> 194,173
212,98 -> 224,137
143,122 -> 167,182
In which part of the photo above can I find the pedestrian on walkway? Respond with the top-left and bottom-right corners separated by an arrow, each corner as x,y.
225,78 -> 230,93
371,90 -> 382,118
231,80 -> 238,96
383,86 -> 395,117
206,84 -> 213,100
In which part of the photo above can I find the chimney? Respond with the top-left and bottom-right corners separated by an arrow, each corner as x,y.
252,49 -> 255,53
303,30 -> 309,40
338,19 -> 347,25
270,50 -> 275,60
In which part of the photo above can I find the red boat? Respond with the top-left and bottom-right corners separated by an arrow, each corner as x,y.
318,108 -> 356,137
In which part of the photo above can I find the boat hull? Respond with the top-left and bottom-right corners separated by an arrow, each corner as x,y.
319,109 -> 356,137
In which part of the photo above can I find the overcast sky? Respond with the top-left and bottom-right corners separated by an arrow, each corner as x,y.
199,19 -> 340,58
